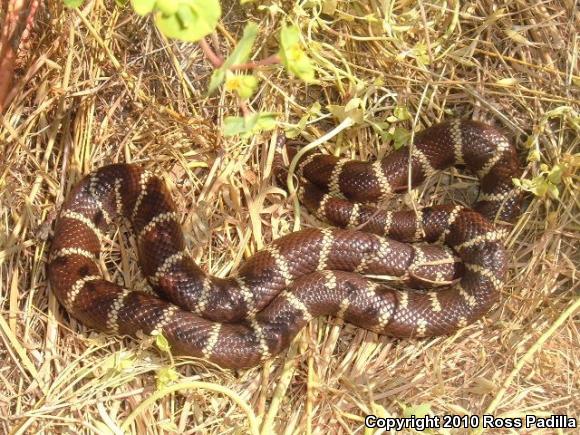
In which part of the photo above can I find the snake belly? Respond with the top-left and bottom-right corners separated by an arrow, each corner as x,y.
48,119 -> 523,369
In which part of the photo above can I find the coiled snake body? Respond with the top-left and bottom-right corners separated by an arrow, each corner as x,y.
49,119 -> 523,369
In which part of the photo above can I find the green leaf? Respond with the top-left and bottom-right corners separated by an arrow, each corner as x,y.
285,115 -> 309,139
521,175 -> 548,197
101,351 -> 135,374
517,170 -> 561,200
412,43 -> 430,66
344,97 -> 361,113
527,149 -> 541,162
254,113 -> 277,131
394,106 -> 411,121
207,68 -> 226,96
285,102 -> 321,138
154,0 -> 221,42
533,179 -> 548,197
223,113 -> 277,137
401,402 -> 433,419
64,0 -> 84,8
327,98 -> 364,124
155,332 -> 172,353
225,73 -> 259,99
546,182 -> 559,199
156,367 -> 179,390
278,25 -> 316,83
222,22 -> 259,69
223,116 -> 248,136
156,0 -> 179,14
390,127 -> 411,149
547,164 -> 564,185
131,0 -> 156,15
206,23 -> 258,95
322,0 -> 338,15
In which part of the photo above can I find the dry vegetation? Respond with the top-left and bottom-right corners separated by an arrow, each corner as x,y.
1,0 -> 579,434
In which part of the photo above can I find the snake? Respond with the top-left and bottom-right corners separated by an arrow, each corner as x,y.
48,119 -> 523,369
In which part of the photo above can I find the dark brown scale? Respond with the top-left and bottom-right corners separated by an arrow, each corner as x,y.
49,119 -> 523,369
288,120 -> 523,223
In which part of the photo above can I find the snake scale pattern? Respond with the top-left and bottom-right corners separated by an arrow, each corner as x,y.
48,119 -> 523,369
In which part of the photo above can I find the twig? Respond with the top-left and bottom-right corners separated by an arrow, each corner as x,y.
197,37 -> 280,117
231,54 -> 281,71
238,99 -> 250,117
210,32 -> 223,59
199,37 -> 223,68
0,0 -> 40,113
199,38 -> 280,72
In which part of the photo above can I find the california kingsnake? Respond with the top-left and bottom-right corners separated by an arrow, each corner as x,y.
48,119 -> 523,369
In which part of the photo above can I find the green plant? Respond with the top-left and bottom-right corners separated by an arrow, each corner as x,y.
513,106 -> 579,201
64,0 -> 319,136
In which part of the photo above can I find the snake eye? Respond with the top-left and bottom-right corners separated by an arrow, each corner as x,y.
51,255 -> 68,266
79,265 -> 91,277
84,281 -> 98,292
94,210 -> 105,227
149,228 -> 163,242
344,281 -> 358,295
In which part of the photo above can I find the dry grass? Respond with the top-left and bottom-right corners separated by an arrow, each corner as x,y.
1,0 -> 579,434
